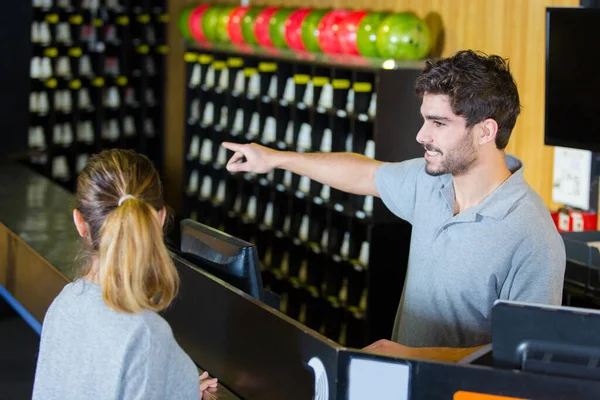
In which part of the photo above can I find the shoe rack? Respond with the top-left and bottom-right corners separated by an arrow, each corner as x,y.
182,42 -> 424,347
27,0 -> 168,190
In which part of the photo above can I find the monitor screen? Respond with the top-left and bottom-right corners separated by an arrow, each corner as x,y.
492,300 -> 600,380
180,219 -> 265,301
545,7 -> 600,152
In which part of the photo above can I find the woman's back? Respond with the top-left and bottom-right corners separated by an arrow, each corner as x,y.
32,149 -> 216,398
32,279 -> 199,400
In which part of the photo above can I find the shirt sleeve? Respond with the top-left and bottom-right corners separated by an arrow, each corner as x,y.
122,319 -> 200,400
503,236 -> 566,305
374,158 -> 425,224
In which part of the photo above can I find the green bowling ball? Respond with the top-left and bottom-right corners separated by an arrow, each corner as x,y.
376,12 -> 431,60
241,7 -> 262,45
356,12 -> 389,58
269,8 -> 294,49
215,6 -> 235,43
301,9 -> 328,53
202,5 -> 222,43
178,6 -> 194,40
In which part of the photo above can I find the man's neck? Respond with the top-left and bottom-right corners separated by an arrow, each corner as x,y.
452,152 -> 512,215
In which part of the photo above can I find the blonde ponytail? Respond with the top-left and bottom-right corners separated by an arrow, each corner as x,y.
98,199 -> 179,313
75,149 -> 179,314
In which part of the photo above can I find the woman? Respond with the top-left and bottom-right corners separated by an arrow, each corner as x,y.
33,149 -> 217,399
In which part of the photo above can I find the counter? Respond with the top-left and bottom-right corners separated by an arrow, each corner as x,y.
2,163 -> 600,400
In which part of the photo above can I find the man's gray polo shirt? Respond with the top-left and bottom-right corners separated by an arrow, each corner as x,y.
375,155 -> 565,348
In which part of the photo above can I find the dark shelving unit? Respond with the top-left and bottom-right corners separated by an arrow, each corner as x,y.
181,42 -> 425,347
0,3 -> 32,161
24,0 -> 168,191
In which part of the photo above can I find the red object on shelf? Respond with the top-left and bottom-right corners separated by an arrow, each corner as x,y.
228,6 -> 250,45
551,208 -> 598,232
189,4 -> 210,42
317,10 -> 350,54
337,10 -> 368,55
284,8 -> 312,51
254,7 -> 279,47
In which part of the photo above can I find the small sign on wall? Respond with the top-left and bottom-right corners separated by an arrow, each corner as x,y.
552,146 -> 593,210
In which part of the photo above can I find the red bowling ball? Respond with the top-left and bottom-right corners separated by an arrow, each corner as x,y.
228,6 -> 250,45
337,10 -> 368,55
189,4 -> 210,42
284,8 -> 312,51
317,10 -> 350,54
254,7 -> 279,47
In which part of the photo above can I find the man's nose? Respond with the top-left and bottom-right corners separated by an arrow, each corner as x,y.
416,125 -> 431,144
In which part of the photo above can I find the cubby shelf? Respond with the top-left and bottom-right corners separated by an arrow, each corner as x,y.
26,0 -> 168,191
182,42 -> 425,347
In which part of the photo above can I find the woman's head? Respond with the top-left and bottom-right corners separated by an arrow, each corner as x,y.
74,149 -> 178,313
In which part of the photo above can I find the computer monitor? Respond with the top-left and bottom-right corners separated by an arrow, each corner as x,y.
179,219 -> 279,309
545,7 -> 600,152
492,300 -> 600,380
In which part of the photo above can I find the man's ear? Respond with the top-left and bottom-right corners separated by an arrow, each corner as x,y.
478,118 -> 498,146
73,209 -> 88,238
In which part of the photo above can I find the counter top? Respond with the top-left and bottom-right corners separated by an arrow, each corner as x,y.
0,163 -> 78,280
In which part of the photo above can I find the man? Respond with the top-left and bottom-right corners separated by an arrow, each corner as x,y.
221,50 -> 566,359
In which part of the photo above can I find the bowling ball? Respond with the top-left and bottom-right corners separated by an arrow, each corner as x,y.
241,7 -> 263,45
255,7 -> 279,47
317,10 -> 350,54
215,5 -> 235,43
202,5 -> 222,43
356,12 -> 389,57
178,6 -> 194,39
337,10 -> 368,55
285,8 -> 312,51
269,8 -> 294,49
228,6 -> 250,45
189,4 -> 210,42
376,12 -> 431,60
301,9 -> 328,53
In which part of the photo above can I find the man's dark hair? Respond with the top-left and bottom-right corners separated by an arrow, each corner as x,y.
414,50 -> 521,150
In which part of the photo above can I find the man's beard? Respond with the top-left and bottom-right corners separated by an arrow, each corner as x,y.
424,130 -> 478,176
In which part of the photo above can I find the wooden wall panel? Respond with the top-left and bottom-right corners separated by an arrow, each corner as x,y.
166,0 -> 579,208
0,226 -> 9,287
0,223 -> 69,323
164,1 -> 186,213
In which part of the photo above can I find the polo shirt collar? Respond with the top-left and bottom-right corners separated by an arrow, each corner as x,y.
438,154 -> 527,221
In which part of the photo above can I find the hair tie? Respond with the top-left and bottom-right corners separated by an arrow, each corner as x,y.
118,194 -> 136,206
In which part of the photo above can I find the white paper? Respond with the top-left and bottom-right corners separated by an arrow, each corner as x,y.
552,146 -> 593,210
586,241 -> 600,252
348,357 -> 409,400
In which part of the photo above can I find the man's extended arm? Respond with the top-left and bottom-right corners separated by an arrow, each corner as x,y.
222,142 -> 383,197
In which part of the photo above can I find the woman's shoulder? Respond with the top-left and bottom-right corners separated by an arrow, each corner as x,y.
137,309 -> 174,341
56,278 -> 100,299
46,280 -> 171,334
44,279 -> 98,315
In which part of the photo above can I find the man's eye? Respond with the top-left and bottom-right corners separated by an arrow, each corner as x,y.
433,121 -> 444,127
